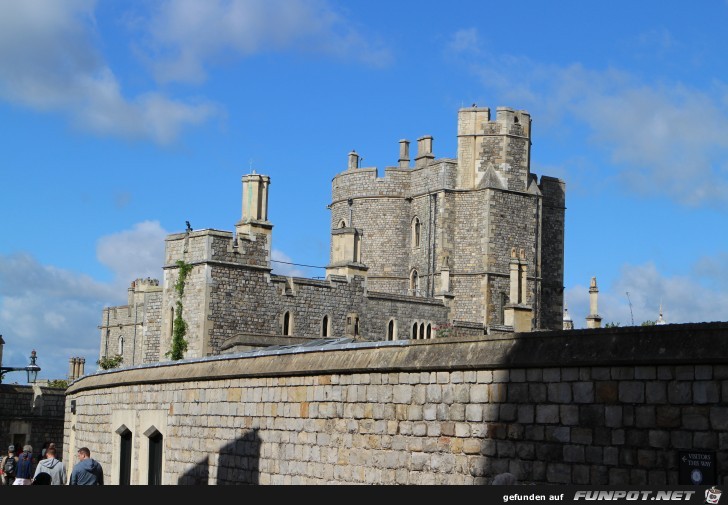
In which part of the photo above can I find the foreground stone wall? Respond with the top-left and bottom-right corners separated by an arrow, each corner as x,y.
0,384 -> 66,459
65,322 -> 728,485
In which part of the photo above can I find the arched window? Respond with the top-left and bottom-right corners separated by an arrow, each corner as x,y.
426,323 -> 432,339
322,315 -> 329,337
412,217 -> 421,247
143,426 -> 163,485
387,319 -> 397,341
118,336 -> 124,356
419,323 -> 425,340
354,317 -> 360,336
116,425 -> 132,485
282,311 -> 292,335
412,322 -> 418,339
338,219 -> 347,228
410,269 -> 420,295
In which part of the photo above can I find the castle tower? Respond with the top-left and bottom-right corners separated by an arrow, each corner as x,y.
328,105 -> 565,332
585,277 -> 602,329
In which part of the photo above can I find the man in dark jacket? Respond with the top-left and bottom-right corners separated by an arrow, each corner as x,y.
69,447 -> 103,485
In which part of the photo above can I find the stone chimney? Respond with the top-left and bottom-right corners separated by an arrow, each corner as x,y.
503,247 -> 533,332
68,357 -> 86,382
348,150 -> 360,170
415,136 -> 434,167
398,140 -> 410,168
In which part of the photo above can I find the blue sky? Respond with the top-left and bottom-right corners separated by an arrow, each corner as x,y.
1,0 -> 727,382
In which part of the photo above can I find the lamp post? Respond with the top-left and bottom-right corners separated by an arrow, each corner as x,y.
0,349 -> 41,384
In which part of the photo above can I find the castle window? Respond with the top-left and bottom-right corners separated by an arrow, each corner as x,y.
500,292 -> 508,324
322,315 -> 330,337
354,231 -> 361,262
419,323 -> 425,340
426,323 -> 432,339
144,427 -> 163,485
338,219 -> 347,228
387,319 -> 397,341
282,311 -> 292,336
118,336 -> 124,356
169,307 -> 174,338
410,269 -> 420,296
346,312 -> 359,337
116,425 -> 132,486
412,322 -> 418,339
412,217 -> 421,248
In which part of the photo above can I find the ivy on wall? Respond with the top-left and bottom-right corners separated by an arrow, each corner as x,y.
166,259 -> 192,361
97,354 -> 123,370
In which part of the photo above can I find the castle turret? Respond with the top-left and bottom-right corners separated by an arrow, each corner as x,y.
456,105 -> 532,191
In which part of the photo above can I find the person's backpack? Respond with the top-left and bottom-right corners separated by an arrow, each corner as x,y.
4,456 -> 17,476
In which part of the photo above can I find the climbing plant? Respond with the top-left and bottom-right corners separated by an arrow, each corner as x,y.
96,354 -> 123,370
166,259 -> 193,360
46,379 -> 69,389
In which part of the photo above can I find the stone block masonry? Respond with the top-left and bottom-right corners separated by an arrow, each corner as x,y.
66,322 -> 728,485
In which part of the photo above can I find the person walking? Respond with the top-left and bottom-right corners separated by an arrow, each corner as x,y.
69,447 -> 103,485
13,445 -> 34,485
33,446 -> 66,485
0,445 -> 18,485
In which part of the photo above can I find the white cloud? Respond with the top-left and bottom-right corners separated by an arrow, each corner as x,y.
0,221 -> 328,381
0,252 -> 116,383
270,249 -> 306,277
96,220 -> 168,289
448,28 -> 480,55
565,260 -> 728,328
0,1 -> 217,144
0,221 -> 171,382
455,28 -> 728,207
136,0 -> 392,84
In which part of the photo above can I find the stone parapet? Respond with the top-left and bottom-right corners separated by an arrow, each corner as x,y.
66,322 -> 728,485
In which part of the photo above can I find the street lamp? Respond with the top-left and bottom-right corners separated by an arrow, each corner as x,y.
0,349 -> 41,384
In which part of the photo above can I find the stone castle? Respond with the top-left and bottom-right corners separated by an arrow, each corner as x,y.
99,105 -> 565,365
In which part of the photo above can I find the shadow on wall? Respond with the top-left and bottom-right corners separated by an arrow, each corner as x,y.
475,324 -> 728,485
178,429 -> 261,485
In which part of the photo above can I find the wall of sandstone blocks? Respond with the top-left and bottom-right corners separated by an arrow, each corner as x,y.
64,323 -> 728,485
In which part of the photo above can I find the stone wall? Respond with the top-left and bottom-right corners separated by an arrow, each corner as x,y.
100,281 -> 162,369
66,322 -> 728,485
0,384 -> 66,460
539,176 -> 566,330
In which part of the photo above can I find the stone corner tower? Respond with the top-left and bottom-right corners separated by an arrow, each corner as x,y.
327,104 -> 565,332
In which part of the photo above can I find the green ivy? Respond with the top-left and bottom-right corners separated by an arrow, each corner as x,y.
166,260 -> 192,360
435,323 -> 455,338
46,379 -> 69,389
97,354 -> 123,370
